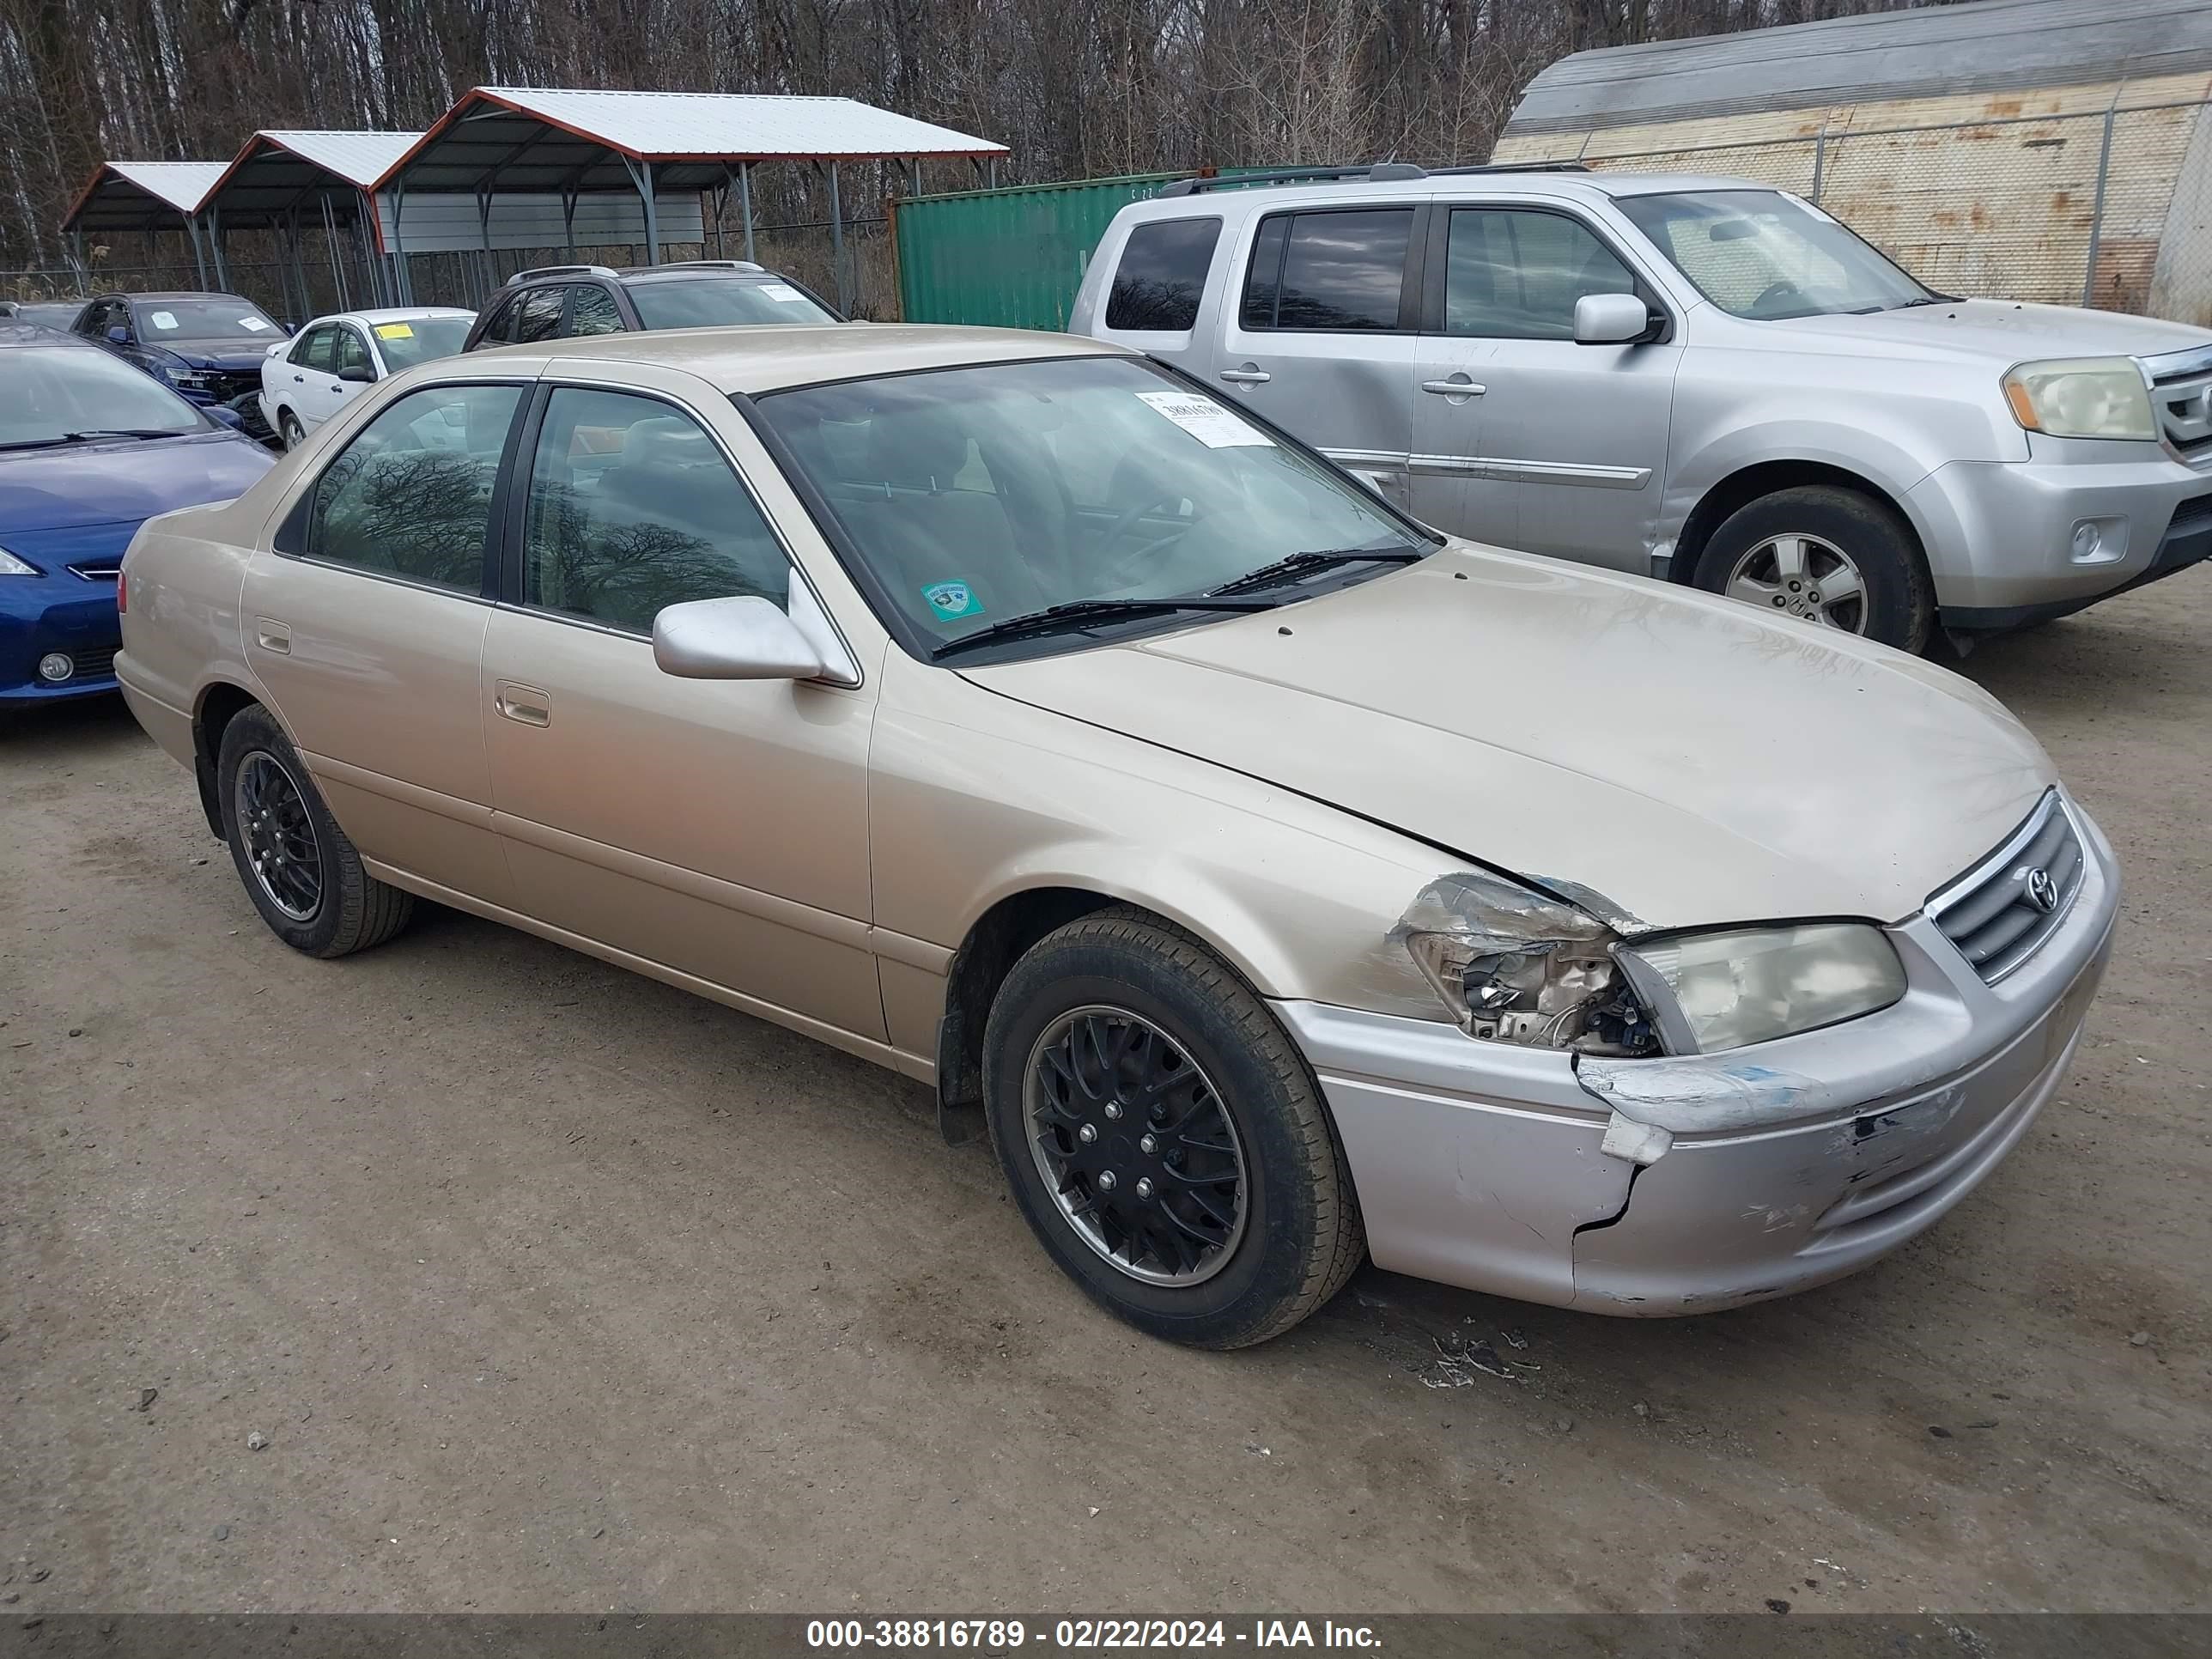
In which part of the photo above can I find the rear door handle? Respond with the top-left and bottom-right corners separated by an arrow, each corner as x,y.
494,680 -> 550,726
1422,379 -> 1486,398
253,618 -> 291,654
1218,368 -> 1271,385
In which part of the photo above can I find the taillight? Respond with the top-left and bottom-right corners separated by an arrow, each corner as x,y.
116,569 -> 127,613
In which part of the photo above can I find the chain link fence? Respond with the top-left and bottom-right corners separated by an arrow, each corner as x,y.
1513,97 -> 2212,326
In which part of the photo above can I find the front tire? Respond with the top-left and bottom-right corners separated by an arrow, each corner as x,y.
216,703 -> 413,957
982,908 -> 1364,1348
278,409 -> 305,451
1693,484 -> 1933,653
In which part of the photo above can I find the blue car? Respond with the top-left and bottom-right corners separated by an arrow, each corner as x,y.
2,325 -> 274,708
68,291 -> 289,441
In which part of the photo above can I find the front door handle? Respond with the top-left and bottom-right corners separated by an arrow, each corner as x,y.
1422,377 -> 1486,398
494,680 -> 550,727
1218,367 -> 1271,385
254,618 -> 291,654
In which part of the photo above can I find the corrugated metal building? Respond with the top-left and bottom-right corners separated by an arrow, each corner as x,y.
1492,0 -> 2212,324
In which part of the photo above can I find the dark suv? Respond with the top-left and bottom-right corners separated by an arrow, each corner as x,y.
463,260 -> 842,350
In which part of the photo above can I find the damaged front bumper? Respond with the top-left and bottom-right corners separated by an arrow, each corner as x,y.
1272,801 -> 2119,1316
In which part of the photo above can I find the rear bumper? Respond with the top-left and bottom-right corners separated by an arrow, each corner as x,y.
1912,448 -> 2212,627
1274,799 -> 2119,1315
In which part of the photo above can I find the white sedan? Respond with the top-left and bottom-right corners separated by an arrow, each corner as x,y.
258,308 -> 475,449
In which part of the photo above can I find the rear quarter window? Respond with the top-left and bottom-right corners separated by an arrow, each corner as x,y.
1105,218 -> 1221,331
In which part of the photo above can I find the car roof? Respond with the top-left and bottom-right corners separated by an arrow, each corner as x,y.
106,290 -> 246,301
305,307 -> 476,328
508,322 -> 1129,393
0,321 -> 94,349
1115,168 -> 1790,222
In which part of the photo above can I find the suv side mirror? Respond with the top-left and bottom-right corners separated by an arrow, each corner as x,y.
106,325 -> 130,346
653,595 -> 825,681
1573,292 -> 1654,345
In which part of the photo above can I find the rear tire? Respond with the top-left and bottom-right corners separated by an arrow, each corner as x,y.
216,703 -> 412,957
982,908 -> 1363,1348
1693,484 -> 1933,653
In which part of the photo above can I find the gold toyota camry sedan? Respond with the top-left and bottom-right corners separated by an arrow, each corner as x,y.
114,324 -> 2118,1346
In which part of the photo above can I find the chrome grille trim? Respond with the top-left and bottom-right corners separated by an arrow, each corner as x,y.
1925,789 -> 2085,983
2144,344 -> 2212,459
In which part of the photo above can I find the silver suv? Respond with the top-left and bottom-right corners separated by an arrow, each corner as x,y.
1067,165 -> 2212,652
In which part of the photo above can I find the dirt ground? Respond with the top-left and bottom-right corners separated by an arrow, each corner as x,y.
3,577 -> 2209,1618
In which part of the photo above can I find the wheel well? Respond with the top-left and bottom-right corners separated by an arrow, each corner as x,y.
1672,461 -> 1921,586
191,681 -> 258,838
935,887 -> 1121,1144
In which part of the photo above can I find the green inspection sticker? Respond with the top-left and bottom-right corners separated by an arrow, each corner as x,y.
921,579 -> 985,621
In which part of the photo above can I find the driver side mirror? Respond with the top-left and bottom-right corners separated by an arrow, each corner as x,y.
1573,292 -> 1655,346
338,363 -> 376,384
106,325 -> 130,346
653,595 -> 825,681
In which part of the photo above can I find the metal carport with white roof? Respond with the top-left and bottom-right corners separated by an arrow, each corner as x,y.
59,161 -> 228,287
196,131 -> 422,318
373,87 -> 1009,311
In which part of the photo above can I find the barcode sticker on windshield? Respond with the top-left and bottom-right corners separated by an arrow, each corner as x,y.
1133,390 -> 1273,448
759,283 -> 807,303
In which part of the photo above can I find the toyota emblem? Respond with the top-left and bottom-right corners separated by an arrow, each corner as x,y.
2024,867 -> 2059,914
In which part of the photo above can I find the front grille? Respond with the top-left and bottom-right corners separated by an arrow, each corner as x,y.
64,644 -> 118,682
1927,790 -> 2083,982
2144,345 -> 2212,459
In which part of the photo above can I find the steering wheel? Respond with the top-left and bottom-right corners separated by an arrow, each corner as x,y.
1751,280 -> 1806,315
1092,493 -> 1193,582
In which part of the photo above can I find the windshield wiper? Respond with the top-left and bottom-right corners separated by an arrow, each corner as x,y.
63,428 -> 185,441
1208,545 -> 1424,597
1890,295 -> 1955,309
930,596 -> 1279,660
0,436 -> 76,452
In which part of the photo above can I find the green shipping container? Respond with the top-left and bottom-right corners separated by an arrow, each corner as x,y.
890,173 -> 1188,332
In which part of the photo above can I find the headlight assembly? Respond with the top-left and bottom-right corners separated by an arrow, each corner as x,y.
1396,872 -> 1657,1055
1615,921 -> 1906,1054
0,546 -> 39,576
2002,357 -> 2156,441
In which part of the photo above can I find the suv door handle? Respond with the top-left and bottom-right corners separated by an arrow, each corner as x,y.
1218,367 -> 1271,385
1422,378 -> 1486,398
494,680 -> 550,726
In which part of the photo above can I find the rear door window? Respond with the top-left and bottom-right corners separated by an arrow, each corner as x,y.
568,285 -> 624,336
1105,218 -> 1221,331
1241,209 -> 1413,332
303,383 -> 524,592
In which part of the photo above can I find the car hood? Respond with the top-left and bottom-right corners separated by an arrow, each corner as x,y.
1772,298 -> 2212,365
161,339 -> 280,371
0,433 -> 274,535
957,546 -> 2055,932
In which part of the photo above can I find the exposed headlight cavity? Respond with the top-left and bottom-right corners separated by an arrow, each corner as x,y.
2002,357 -> 2157,441
1617,921 -> 1907,1054
1396,872 -> 1658,1056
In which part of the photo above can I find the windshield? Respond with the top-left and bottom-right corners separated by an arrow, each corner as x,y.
1615,190 -> 1936,319
369,316 -> 473,370
137,299 -> 282,340
629,278 -> 837,330
756,355 -> 1427,656
0,346 -> 207,446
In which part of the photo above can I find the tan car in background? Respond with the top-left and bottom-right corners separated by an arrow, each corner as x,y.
114,325 -> 2118,1346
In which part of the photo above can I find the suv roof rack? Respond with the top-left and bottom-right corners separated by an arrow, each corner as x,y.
505,264 -> 620,286
1155,161 -> 1589,197
647,259 -> 767,273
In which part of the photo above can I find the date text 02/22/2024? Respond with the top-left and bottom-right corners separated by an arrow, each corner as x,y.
805,1620 -> 1382,1649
